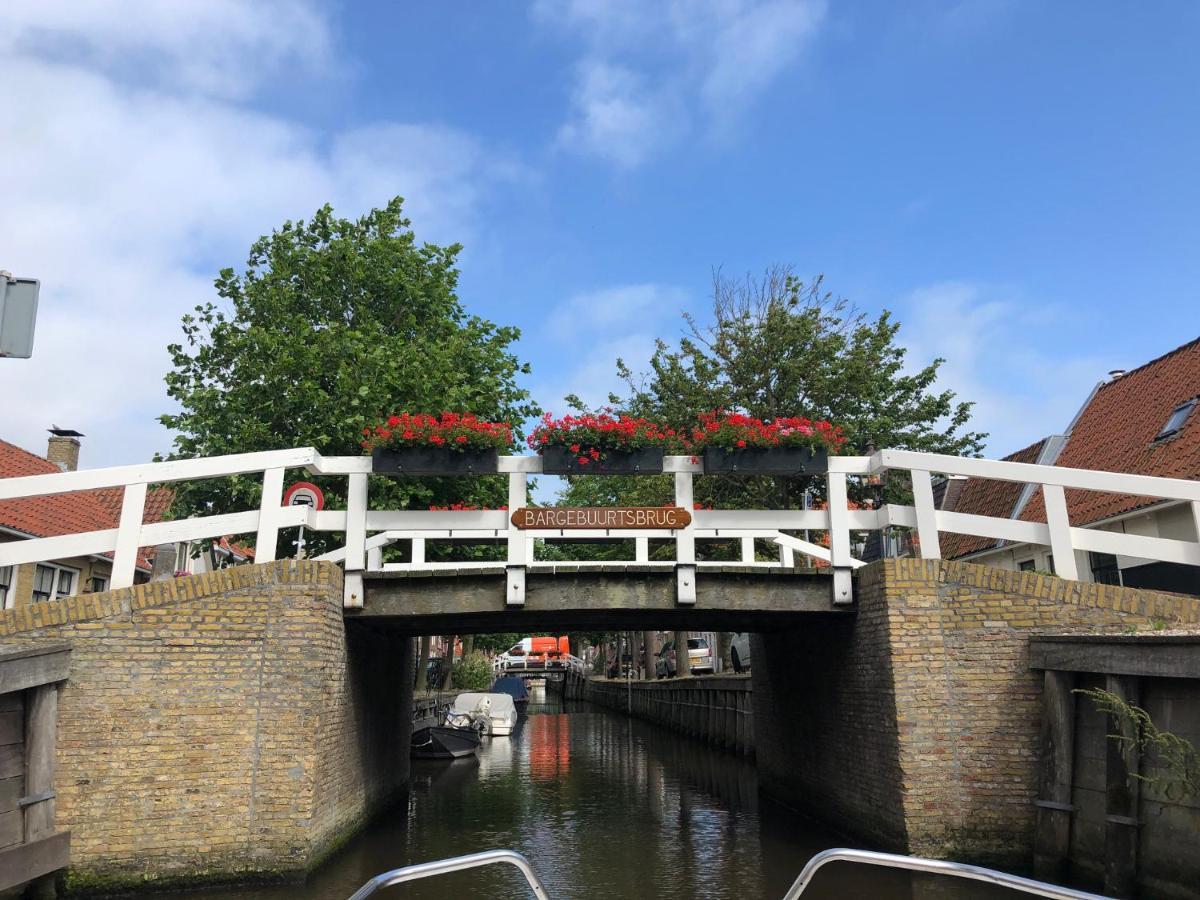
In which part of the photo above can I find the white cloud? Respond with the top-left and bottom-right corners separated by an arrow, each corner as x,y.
536,0 -> 827,167
556,62 -> 682,168
532,283 -> 689,411
899,282 -> 1106,455
0,6 -> 511,469
0,0 -> 331,99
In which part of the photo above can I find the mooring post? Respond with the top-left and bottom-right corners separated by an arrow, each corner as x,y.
1103,674 -> 1141,898
1033,669 -> 1076,882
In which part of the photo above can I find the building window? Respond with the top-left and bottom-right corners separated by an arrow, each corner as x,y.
1018,559 -> 1036,572
1155,398 -> 1197,442
32,563 -> 78,603
0,566 -> 12,609
88,575 -> 108,593
1090,552 -> 1121,586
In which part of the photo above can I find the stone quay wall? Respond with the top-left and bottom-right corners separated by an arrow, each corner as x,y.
0,561 -> 412,892
752,558 -> 1200,866
559,672 -> 754,756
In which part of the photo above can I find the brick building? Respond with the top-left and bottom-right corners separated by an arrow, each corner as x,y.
942,336 -> 1200,594
0,430 -> 172,608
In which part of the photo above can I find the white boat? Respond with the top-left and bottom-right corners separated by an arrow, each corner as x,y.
451,692 -> 517,736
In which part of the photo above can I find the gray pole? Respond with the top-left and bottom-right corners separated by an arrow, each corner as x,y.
642,630 -> 657,680
674,630 -> 691,677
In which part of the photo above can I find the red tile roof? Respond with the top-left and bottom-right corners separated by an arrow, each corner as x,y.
1020,337 -> 1200,528
0,439 -> 170,570
941,438 -> 1050,558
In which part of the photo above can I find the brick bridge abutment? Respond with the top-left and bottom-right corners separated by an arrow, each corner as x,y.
751,558 -> 1200,875
0,561 -> 412,893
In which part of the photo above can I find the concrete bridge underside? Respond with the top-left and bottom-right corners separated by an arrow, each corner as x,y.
355,565 -> 846,633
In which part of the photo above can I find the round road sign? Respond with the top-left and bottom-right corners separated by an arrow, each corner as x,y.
283,481 -> 325,510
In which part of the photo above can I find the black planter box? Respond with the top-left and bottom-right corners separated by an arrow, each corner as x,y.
541,445 -> 664,475
702,445 -> 828,475
372,446 -> 499,476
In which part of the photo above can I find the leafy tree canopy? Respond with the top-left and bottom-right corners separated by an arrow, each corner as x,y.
159,198 -> 538,551
559,267 -> 985,514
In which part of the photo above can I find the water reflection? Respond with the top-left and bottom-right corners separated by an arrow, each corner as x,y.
159,687 -> 1026,900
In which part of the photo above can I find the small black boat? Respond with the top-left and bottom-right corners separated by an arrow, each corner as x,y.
491,675 -> 530,707
410,725 -> 481,760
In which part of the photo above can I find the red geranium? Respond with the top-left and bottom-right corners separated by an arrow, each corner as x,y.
361,412 -> 513,453
689,411 -> 845,453
527,411 -> 687,460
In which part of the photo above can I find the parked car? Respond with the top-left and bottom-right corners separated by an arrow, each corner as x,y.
655,637 -> 714,677
730,632 -> 752,673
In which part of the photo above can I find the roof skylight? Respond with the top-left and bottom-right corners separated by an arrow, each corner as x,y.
1154,398 -> 1197,442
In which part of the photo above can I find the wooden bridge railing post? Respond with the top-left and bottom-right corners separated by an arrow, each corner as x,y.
1042,484 -> 1080,580
253,466 -> 286,564
344,472 -> 367,608
506,471 -> 527,606
110,482 -> 148,589
825,471 -> 853,604
674,472 -> 696,605
910,468 -> 941,560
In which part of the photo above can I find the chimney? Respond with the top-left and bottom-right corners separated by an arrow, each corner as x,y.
46,426 -> 84,472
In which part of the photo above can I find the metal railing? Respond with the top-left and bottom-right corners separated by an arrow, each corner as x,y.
347,849 -> 550,899
2,448 -> 1197,609
345,847 -> 1113,899
782,848 -> 1113,899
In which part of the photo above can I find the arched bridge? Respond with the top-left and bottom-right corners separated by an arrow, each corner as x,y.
3,447 -> 1198,627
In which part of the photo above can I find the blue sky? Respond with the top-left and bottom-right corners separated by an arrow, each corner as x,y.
2,1 -> 1198,468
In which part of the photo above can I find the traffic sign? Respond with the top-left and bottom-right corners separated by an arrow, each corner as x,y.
283,481 -> 325,510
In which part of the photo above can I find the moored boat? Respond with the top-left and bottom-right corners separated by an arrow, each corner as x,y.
451,692 -> 517,736
410,725 -> 481,760
491,675 -> 530,707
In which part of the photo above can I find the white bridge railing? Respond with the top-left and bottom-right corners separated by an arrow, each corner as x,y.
1,450 -> 1197,608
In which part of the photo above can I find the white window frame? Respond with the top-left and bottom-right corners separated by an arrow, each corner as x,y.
0,566 -> 12,610
88,574 -> 109,593
32,562 -> 79,603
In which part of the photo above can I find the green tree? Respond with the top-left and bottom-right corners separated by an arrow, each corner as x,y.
559,267 -> 984,526
159,198 -> 538,553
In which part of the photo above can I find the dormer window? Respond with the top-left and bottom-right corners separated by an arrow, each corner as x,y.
1155,398 -> 1197,442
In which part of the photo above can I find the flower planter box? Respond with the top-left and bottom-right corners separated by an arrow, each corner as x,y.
372,446 -> 499,476
540,446 -> 664,475
701,445 -> 828,475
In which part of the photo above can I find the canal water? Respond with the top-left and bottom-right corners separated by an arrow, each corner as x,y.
179,686 -> 1023,900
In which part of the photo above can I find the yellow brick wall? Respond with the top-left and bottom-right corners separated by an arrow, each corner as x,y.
0,561 -> 411,890
750,558 -> 1200,865
875,558 -> 1200,862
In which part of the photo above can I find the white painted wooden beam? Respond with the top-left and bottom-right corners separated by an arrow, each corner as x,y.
253,467 -> 286,563
343,472 -> 368,608
0,447 -> 316,500
879,449 -> 1200,502
506,472 -> 527,605
1041,484 -> 1080,580
910,469 -> 941,560
111,482 -> 148,589
0,529 -> 117,568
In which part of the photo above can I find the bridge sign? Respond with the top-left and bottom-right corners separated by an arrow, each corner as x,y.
283,481 -> 325,510
510,507 -> 691,529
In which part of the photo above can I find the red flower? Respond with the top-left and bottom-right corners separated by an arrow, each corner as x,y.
577,457 -> 590,465
387,415 -> 401,427
455,435 -> 468,444
736,439 -> 747,448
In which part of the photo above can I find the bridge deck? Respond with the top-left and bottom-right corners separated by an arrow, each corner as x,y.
355,564 -> 848,633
